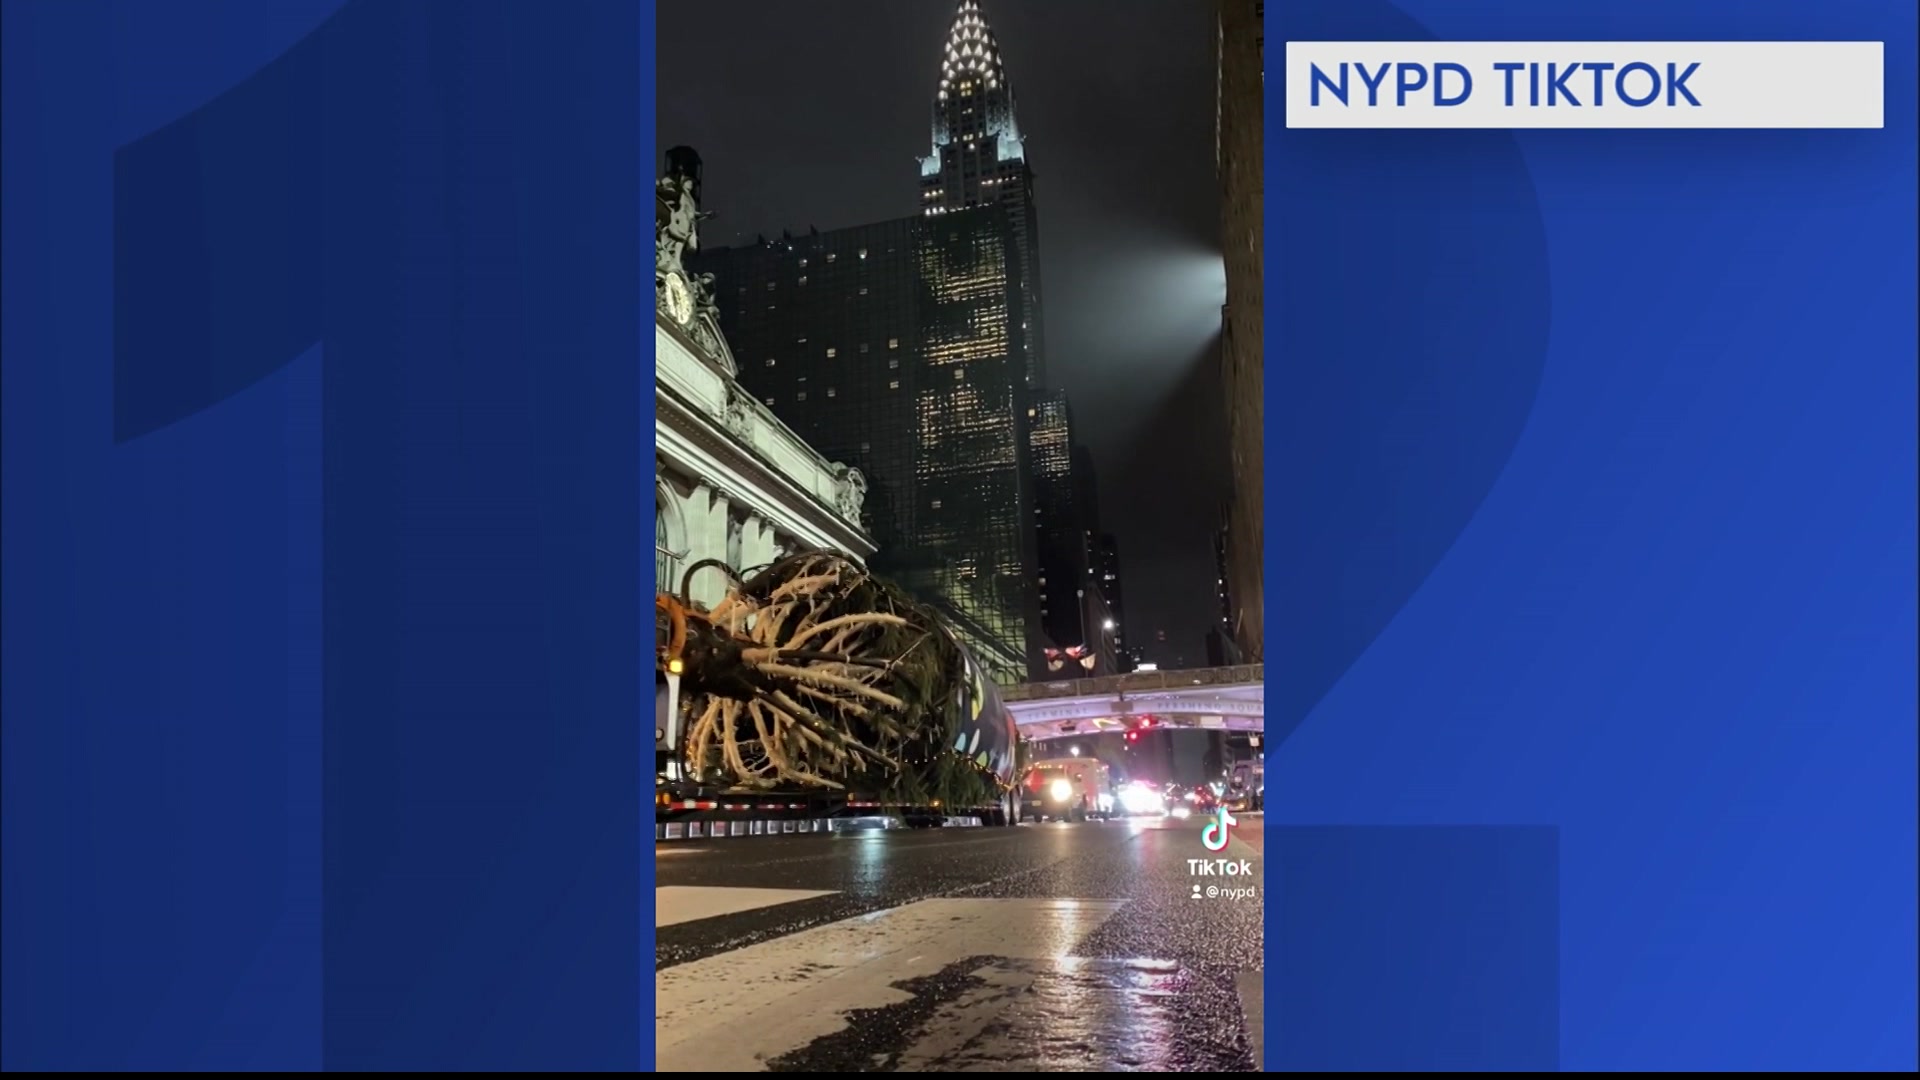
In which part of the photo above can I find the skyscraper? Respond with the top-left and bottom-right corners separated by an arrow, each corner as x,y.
1206,514 -> 1243,667
913,204 -> 1043,682
920,1 -> 1047,389
683,0 -> 1069,685
1091,532 -> 1132,672
688,221 -> 921,555
690,209 -> 1039,686
1071,445 -> 1101,544
1216,0 -> 1264,661
1213,514 -> 1233,630
1029,388 -> 1080,649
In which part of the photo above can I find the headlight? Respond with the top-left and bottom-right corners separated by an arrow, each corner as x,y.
1048,779 -> 1074,802
1119,785 -> 1163,815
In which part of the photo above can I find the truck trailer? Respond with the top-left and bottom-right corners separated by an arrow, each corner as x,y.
656,553 -> 1024,830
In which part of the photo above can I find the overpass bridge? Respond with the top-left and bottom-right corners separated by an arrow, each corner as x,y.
1001,665 -> 1263,741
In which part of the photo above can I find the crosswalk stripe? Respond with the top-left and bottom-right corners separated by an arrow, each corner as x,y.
1236,969 -> 1265,1070
654,885 -> 837,929
655,897 -> 1127,1071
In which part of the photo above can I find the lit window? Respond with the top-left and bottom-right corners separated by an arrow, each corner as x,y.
798,276 -> 808,286
764,397 -> 775,405
888,359 -> 899,369
826,388 -> 837,398
797,392 -> 807,401
931,499 -> 943,510
954,368 -> 964,380
859,343 -> 870,353
766,281 -> 776,290
765,358 -> 776,367
888,380 -> 900,390
825,253 -> 837,263
858,287 -> 868,296
858,248 -> 868,259
826,347 -> 837,358
888,337 -> 900,349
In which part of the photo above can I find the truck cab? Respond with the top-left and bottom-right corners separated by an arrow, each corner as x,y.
1020,756 -> 1113,823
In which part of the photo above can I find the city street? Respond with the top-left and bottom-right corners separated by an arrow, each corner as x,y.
655,815 -> 1264,1072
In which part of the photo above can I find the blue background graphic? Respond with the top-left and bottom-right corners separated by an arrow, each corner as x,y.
1268,0 -> 1916,1071
3,0 -> 653,1069
4,0 -> 1913,1072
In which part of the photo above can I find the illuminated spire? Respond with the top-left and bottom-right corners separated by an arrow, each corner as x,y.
921,1 -> 1025,186
936,0 -> 1006,101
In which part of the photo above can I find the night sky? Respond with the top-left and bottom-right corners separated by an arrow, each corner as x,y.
658,0 -> 1230,665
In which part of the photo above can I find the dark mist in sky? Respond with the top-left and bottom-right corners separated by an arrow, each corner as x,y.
658,0 -> 1231,663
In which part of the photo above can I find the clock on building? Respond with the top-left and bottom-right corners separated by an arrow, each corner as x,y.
662,271 -> 694,325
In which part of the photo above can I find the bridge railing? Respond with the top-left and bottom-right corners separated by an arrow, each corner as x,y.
1002,664 -> 1264,702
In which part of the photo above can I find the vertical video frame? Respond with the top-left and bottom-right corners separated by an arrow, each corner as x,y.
654,1 -> 1265,1070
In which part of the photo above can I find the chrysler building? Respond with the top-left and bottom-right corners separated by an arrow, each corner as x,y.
918,0 -> 1048,387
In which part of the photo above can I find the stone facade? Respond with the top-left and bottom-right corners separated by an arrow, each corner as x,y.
655,149 -> 874,609
1216,0 -> 1264,662
656,320 -> 876,608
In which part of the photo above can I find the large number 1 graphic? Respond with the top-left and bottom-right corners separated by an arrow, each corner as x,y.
112,1 -> 647,1068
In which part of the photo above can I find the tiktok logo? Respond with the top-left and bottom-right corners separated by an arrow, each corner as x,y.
1201,806 -> 1238,852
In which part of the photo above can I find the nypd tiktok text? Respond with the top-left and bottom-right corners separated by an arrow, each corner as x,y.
1308,60 -> 1703,109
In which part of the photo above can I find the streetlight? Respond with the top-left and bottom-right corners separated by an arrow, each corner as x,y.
1069,745 -> 1081,757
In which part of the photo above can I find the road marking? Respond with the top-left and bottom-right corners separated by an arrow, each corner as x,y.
654,886 -> 837,929
1236,969 -> 1264,1070
655,897 -> 1126,1071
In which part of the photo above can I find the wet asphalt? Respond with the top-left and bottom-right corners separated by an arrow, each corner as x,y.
655,814 -> 1264,1071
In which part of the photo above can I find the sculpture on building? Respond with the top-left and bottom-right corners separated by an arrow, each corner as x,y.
656,147 -> 737,376
720,384 -> 756,442
831,463 -> 869,522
